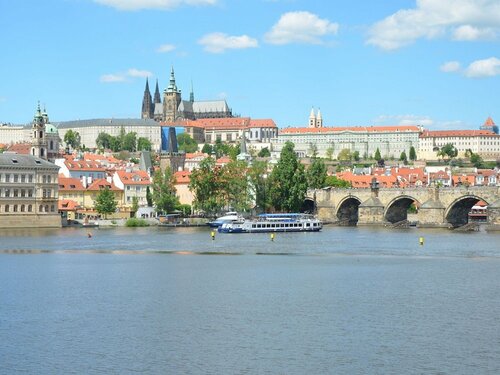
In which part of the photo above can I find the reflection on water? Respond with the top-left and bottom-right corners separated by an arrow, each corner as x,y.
1,226 -> 499,374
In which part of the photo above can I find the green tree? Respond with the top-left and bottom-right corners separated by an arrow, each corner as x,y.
437,143 -> 458,160
337,148 -> 352,161
64,130 -> 81,150
308,143 -> 318,158
122,132 -> 137,152
324,175 -> 352,188
353,150 -> 360,162
248,160 -> 270,213
326,147 -> 334,161
137,137 -> 152,151
177,133 -> 198,153
409,146 -> 417,161
94,186 -> 117,219
307,157 -> 327,189
268,141 -> 308,212
374,148 -> 381,161
470,152 -> 484,168
258,147 -> 271,157
152,168 -> 179,214
189,157 -> 223,214
220,160 -> 251,212
96,132 -> 113,150
146,186 -> 153,207
400,151 -> 408,164
131,196 -> 139,215
201,143 -> 213,155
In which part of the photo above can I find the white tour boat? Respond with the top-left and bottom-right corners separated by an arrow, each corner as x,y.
218,213 -> 323,233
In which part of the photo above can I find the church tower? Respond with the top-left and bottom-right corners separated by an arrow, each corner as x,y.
163,66 -> 182,122
141,78 -> 153,119
31,102 -> 48,160
309,107 -> 316,128
316,108 -> 323,128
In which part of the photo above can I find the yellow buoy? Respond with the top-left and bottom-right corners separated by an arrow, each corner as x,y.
211,231 -> 215,240
419,236 -> 424,246
270,233 -> 275,241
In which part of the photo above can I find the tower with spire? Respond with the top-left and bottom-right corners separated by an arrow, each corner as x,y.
480,116 -> 498,134
308,107 -> 323,128
31,102 -> 48,160
163,66 -> 182,122
141,78 -> 154,119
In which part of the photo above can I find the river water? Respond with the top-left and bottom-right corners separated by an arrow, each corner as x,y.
1,226 -> 499,374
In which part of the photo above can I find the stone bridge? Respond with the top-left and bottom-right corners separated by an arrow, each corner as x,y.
308,181 -> 500,228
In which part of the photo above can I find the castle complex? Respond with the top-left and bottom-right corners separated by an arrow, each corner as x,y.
141,67 -> 233,122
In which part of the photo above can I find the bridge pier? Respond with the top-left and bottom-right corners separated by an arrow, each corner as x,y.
358,178 -> 387,226
417,185 -> 449,228
487,198 -> 500,230
317,206 -> 337,223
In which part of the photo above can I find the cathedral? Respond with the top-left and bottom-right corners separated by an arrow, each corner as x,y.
141,67 -> 233,122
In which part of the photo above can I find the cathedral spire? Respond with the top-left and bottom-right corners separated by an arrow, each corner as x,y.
154,79 -> 161,104
190,80 -> 194,103
141,78 -> 153,119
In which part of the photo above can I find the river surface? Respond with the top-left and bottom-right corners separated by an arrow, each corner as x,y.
1,226 -> 499,374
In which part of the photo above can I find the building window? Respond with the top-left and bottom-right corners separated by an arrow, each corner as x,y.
45,205 -> 49,212
28,175 -> 33,183
21,174 -> 26,183
5,205 -> 9,212
14,174 -> 18,182
21,205 -> 25,212
28,205 -> 32,212
39,205 -> 43,213
13,205 -> 18,212
51,205 -> 55,212
5,189 -> 10,197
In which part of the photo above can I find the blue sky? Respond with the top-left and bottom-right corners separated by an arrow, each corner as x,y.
1,0 -> 499,129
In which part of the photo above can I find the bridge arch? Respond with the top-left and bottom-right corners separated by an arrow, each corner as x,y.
445,195 -> 488,228
384,195 -> 421,224
302,196 -> 316,214
335,195 -> 362,225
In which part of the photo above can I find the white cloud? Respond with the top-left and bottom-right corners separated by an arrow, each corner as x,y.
265,11 -> 339,45
93,0 -> 216,11
452,25 -> 496,41
367,0 -> 500,50
157,44 -> 176,53
440,61 -> 461,73
127,68 -> 152,78
100,68 -> 152,83
373,114 -> 434,127
198,33 -> 258,53
100,74 -> 127,83
464,57 -> 500,78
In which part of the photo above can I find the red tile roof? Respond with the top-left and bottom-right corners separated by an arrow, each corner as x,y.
280,125 -> 420,134
115,170 -> 151,185
86,178 -> 121,191
174,170 -> 191,184
420,130 -> 496,137
58,199 -> 81,211
483,116 -> 495,127
6,143 -> 31,154
58,176 -> 85,191
162,117 -> 277,130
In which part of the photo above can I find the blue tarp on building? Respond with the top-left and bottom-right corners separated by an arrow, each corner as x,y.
161,127 -> 183,152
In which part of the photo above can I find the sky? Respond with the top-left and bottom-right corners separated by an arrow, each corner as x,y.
0,0 -> 499,130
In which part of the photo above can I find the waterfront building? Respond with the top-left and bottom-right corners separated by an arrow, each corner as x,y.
141,66 -> 233,122
55,155 -> 107,180
112,169 -> 151,208
274,124 -> 421,159
0,154 -> 61,228
418,128 -> 500,160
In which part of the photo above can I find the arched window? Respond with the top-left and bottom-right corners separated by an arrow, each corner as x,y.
45,205 -> 49,212
28,205 -> 32,212
39,130 -> 43,138
50,140 -> 54,150
5,205 -> 9,212
13,205 -> 18,212
41,148 -> 45,157
21,204 -> 25,212
51,205 -> 55,212
39,205 -> 43,213
42,175 -> 46,183
47,175 -> 51,183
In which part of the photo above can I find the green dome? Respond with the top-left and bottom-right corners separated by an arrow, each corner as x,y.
45,123 -> 58,134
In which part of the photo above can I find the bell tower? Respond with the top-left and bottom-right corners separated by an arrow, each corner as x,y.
31,102 -> 48,160
163,66 -> 182,122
